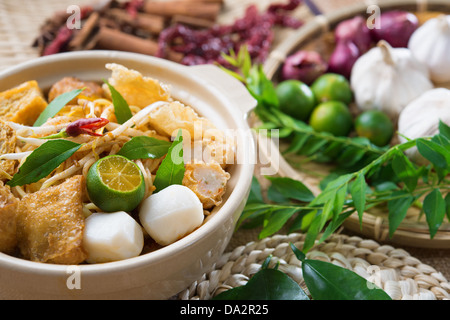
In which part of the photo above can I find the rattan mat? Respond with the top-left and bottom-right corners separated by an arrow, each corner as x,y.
178,232 -> 450,300
0,0 -> 449,300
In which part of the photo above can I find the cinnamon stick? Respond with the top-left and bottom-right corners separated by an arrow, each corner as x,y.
142,1 -> 221,21
105,8 -> 165,35
69,12 -> 100,50
171,15 -> 216,29
94,27 -> 183,62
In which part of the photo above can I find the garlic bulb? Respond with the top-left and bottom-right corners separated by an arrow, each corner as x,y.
398,88 -> 450,164
408,15 -> 450,84
350,40 -> 433,118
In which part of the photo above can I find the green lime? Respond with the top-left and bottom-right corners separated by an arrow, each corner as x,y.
276,80 -> 316,121
309,101 -> 353,136
355,110 -> 394,147
86,155 -> 145,213
311,73 -> 353,105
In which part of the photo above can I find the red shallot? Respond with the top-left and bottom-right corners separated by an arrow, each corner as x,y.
335,16 -> 372,53
328,40 -> 360,79
281,50 -> 327,84
370,11 -> 419,48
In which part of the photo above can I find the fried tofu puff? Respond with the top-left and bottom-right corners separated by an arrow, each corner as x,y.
0,120 -> 17,180
16,175 -> 87,264
48,76 -> 104,104
103,63 -> 171,108
150,101 -> 236,167
148,101 -> 215,138
0,182 -> 19,254
182,162 -> 230,210
0,80 -> 48,126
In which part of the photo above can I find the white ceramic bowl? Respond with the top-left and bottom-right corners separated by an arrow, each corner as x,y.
0,51 -> 256,300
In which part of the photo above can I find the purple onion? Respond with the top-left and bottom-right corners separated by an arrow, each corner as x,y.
328,40 -> 360,79
281,50 -> 328,84
371,11 -> 419,48
335,16 -> 372,53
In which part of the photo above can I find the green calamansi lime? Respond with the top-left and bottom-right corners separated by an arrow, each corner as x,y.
276,80 -> 316,121
355,110 -> 394,147
86,155 -> 146,213
310,73 -> 353,105
309,101 -> 353,137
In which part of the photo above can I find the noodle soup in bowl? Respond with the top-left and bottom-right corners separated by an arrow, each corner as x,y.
0,51 -> 256,299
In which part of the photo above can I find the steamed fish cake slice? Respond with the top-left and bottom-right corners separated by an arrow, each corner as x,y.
16,175 -> 87,264
139,185 -> 204,246
103,63 -> 171,108
183,162 -> 230,210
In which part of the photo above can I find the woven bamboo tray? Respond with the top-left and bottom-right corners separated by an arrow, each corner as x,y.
261,0 -> 450,249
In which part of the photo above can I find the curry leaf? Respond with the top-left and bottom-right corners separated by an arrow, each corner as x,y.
416,138 -> 449,169
153,130 -> 185,192
117,136 -> 172,160
391,151 -> 419,192
423,188 -> 446,239
259,207 -> 299,239
439,120 -> 450,141
445,193 -> 450,222
246,64 -> 279,109
33,88 -> 84,127
7,140 -> 82,187
247,176 -> 264,204
350,172 -> 367,227
103,80 -> 133,124
302,211 -> 322,252
266,176 -> 315,203
388,191 -> 416,238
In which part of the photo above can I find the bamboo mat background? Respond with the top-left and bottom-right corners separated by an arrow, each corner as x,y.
0,0 -> 449,286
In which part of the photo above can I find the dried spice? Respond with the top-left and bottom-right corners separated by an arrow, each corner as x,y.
33,0 -> 304,66
158,0 -> 303,66
41,118 -> 110,140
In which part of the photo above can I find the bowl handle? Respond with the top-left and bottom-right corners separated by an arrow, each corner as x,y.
188,64 -> 257,117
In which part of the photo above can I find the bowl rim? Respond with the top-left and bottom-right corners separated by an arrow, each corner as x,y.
0,50 -> 256,274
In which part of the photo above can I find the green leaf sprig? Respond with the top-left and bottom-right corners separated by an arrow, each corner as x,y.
33,88 -> 84,127
6,140 -> 82,187
153,130 -> 185,192
117,136 -> 172,160
103,79 -> 133,124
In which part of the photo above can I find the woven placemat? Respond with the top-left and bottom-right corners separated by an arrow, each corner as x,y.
178,232 -> 450,300
0,0 -> 94,69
